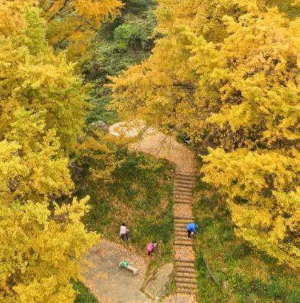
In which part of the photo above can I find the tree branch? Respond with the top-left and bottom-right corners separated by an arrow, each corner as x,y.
48,0 -> 70,22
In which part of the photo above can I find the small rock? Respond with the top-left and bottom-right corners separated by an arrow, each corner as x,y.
221,280 -> 229,294
89,120 -> 109,132
144,263 -> 174,300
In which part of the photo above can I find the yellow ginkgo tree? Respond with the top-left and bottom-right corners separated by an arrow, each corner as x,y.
0,4 -> 98,303
0,110 -> 98,303
40,0 -> 124,58
0,4 -> 87,151
111,0 -> 300,269
0,0 -> 124,59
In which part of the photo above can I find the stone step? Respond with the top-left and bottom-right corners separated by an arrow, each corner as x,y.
175,226 -> 194,232
174,196 -> 193,201
175,258 -> 195,263
174,203 -> 192,206
175,232 -> 190,237
175,236 -> 190,242
176,173 -> 195,180
174,195 -> 193,200
174,190 -> 193,196
174,190 -> 192,195
174,195 -> 192,199
175,179 -> 195,185
174,188 -> 193,193
174,190 -> 193,195
174,222 -> 193,227
175,232 -> 188,237
175,219 -> 190,223
174,199 -> 193,206
174,198 -> 192,202
174,225 -> 188,230
175,181 -> 195,187
174,241 -> 193,247
176,266 -> 196,273
175,216 -> 194,221
175,277 -> 197,283
177,282 -> 197,290
175,181 -> 194,186
175,272 -> 197,278
174,194 -> 193,199
174,224 -> 188,229
175,230 -> 188,239
176,288 -> 197,294
174,201 -> 192,205
174,183 -> 194,189
175,262 -> 195,268
175,230 -> 187,235
175,232 -> 187,237
175,223 -> 191,228
175,178 -> 195,184
174,183 -> 194,191
175,230 -> 188,234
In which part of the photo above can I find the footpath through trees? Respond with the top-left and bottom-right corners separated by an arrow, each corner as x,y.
81,123 -> 198,303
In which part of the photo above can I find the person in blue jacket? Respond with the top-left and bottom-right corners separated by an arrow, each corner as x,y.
186,222 -> 197,238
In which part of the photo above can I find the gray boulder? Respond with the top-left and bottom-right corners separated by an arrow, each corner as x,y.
89,120 -> 109,132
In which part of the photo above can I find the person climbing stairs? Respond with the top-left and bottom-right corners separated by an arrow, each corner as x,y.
173,171 -> 197,298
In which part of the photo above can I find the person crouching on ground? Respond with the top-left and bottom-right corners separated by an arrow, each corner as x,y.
120,223 -> 129,242
186,222 -> 197,238
147,241 -> 157,256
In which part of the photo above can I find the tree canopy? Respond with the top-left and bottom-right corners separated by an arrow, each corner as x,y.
0,4 -> 88,151
111,0 -> 300,269
0,4 -> 98,303
40,0 -> 124,58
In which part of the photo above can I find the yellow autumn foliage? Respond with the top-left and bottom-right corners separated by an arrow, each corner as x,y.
0,4 -> 87,151
0,0 -> 124,59
0,4 -> 98,303
0,110 -> 98,303
111,0 -> 300,269
40,0 -> 124,58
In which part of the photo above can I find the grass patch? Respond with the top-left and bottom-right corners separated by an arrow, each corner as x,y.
72,280 -> 98,303
76,151 -> 174,265
193,180 -> 300,303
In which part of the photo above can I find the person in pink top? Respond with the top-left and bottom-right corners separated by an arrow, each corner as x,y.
147,241 -> 157,256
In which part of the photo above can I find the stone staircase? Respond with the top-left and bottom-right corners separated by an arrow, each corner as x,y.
173,171 -> 197,297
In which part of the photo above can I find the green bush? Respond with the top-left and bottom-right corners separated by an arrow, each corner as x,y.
113,23 -> 136,50
72,280 -> 98,303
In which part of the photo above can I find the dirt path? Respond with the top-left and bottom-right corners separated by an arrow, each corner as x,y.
110,122 -> 196,172
129,130 -> 195,173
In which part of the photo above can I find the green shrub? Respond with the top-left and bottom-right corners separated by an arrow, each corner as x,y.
113,23 -> 136,50
72,280 -> 98,303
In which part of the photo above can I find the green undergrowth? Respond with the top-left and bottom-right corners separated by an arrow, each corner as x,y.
83,0 -> 157,125
72,280 -> 97,303
193,178 -> 300,303
77,151 -> 174,265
